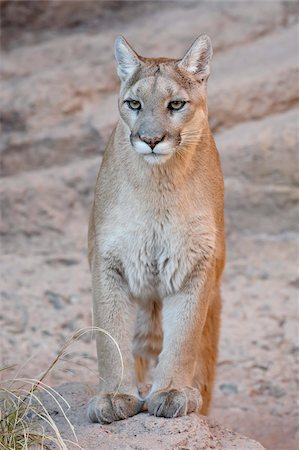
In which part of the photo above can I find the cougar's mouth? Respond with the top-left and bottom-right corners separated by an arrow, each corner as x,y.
132,138 -> 174,164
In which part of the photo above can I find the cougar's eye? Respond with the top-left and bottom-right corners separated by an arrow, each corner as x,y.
168,100 -> 186,111
126,99 -> 141,110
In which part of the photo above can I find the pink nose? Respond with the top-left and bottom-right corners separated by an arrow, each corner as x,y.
139,135 -> 165,150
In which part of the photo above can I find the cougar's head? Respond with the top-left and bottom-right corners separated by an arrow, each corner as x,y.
115,35 -> 213,165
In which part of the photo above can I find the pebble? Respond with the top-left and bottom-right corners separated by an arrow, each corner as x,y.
259,271 -> 269,280
45,290 -> 65,310
268,385 -> 286,398
219,383 -> 239,395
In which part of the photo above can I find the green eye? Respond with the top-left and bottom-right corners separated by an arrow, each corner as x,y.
168,100 -> 186,111
126,100 -> 141,110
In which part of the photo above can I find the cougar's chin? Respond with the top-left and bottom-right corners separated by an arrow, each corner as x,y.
143,152 -> 173,165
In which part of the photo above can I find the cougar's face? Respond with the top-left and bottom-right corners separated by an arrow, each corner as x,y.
119,72 -> 201,164
115,35 -> 213,165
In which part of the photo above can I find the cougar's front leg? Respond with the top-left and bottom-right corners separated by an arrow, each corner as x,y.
88,251 -> 143,424
147,267 -> 213,418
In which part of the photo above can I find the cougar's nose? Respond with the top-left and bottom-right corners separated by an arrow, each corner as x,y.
139,134 -> 165,150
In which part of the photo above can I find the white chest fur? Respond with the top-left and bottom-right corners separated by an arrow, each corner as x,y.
98,210 -> 216,302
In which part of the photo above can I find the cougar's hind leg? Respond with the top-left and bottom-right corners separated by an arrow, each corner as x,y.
135,355 -> 149,384
193,288 -> 221,415
133,301 -> 163,384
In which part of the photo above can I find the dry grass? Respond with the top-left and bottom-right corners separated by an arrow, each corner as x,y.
0,327 -> 123,449
0,365 -> 81,450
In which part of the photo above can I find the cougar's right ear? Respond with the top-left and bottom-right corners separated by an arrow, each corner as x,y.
114,36 -> 142,82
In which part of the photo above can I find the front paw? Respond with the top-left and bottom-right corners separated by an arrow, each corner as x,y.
88,393 -> 144,424
147,386 -> 202,418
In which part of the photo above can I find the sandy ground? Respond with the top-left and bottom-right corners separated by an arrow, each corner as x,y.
1,2 -> 298,449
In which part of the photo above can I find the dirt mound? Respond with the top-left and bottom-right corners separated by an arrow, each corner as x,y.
40,383 -> 265,450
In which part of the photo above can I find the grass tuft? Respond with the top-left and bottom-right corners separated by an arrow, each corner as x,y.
0,326 -> 123,449
0,374 -> 81,450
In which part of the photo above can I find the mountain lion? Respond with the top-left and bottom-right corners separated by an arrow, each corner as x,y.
88,35 -> 225,424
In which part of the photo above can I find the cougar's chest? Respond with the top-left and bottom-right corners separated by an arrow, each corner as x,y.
101,212 -> 209,301
123,224 -> 162,300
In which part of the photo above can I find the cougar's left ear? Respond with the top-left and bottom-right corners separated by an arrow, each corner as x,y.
178,34 -> 213,81
114,36 -> 142,82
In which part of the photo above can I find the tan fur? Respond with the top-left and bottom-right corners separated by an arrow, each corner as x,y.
87,35 -> 225,424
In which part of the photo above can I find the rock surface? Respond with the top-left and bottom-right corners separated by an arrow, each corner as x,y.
1,2 -> 298,450
41,383 -> 265,450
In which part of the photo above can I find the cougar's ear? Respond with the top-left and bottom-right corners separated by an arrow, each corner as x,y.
114,36 -> 142,82
178,34 -> 213,81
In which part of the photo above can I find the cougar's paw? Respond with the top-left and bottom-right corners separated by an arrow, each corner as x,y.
88,393 -> 144,424
147,386 -> 202,418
